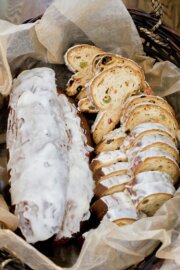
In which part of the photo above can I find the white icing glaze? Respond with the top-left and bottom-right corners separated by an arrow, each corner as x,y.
100,174 -> 131,188
129,172 -> 175,205
56,95 -> 94,239
101,192 -> 134,209
104,205 -> 138,222
91,111 -> 105,133
7,68 -> 94,242
101,162 -> 130,176
121,122 -> 175,150
7,68 -> 69,243
132,147 -> 179,168
134,171 -> 174,185
93,150 -> 127,163
126,134 -> 178,161
103,127 -> 126,140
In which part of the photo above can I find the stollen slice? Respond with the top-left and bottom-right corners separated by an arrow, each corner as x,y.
126,133 -> 179,163
66,69 -> 92,96
91,191 -> 139,225
90,150 -> 127,172
94,174 -> 131,198
121,123 -> 176,151
122,103 -> 179,137
95,128 -> 126,154
131,148 -> 180,184
91,109 -> 121,144
127,171 -> 175,216
94,162 -> 130,182
90,65 -> 144,111
78,97 -> 99,113
76,88 -> 87,100
64,44 -> 103,73
92,53 -> 144,79
121,95 -> 175,123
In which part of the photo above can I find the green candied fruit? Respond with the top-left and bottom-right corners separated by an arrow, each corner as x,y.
79,61 -> 88,68
103,95 -> 111,103
89,105 -> 95,110
140,88 -> 145,93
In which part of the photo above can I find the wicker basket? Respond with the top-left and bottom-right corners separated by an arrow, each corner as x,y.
0,1 -> 180,269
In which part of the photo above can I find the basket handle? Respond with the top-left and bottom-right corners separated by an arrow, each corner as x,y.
150,0 -> 163,32
139,0 -> 170,48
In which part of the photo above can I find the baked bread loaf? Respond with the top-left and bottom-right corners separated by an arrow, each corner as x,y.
90,150 -> 127,172
127,171 -> 175,216
121,123 -> 176,151
7,68 -> 70,243
78,97 -> 99,113
64,44 -> 103,73
126,133 -> 179,163
131,148 -> 180,183
7,68 -> 94,243
95,128 -> 126,154
121,95 -> 175,122
94,175 -> 131,198
94,162 -> 130,182
122,103 -> 179,137
91,109 -> 121,144
91,192 -> 139,225
89,65 -> 144,111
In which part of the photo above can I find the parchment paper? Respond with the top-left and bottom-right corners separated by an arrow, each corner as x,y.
0,0 -> 180,269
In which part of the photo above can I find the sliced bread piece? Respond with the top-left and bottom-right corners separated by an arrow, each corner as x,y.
92,53 -> 144,80
91,109 -> 121,144
121,95 -> 175,122
121,123 -> 176,151
127,134 -> 179,163
128,171 -> 175,216
94,174 -> 131,197
78,97 -> 99,113
76,88 -> 87,100
66,69 -> 92,96
122,103 -> 179,137
131,148 -> 180,183
90,65 -> 143,111
95,128 -> 126,154
64,44 -> 103,73
91,192 -> 138,223
94,162 -> 130,182
90,150 -> 127,172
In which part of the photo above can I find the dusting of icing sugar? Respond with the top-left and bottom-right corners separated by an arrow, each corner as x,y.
56,94 -> 94,239
128,171 -> 175,205
103,128 -> 126,140
7,68 -> 69,243
100,174 -> 131,188
101,162 -> 130,176
121,122 -> 175,150
94,150 -> 127,163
